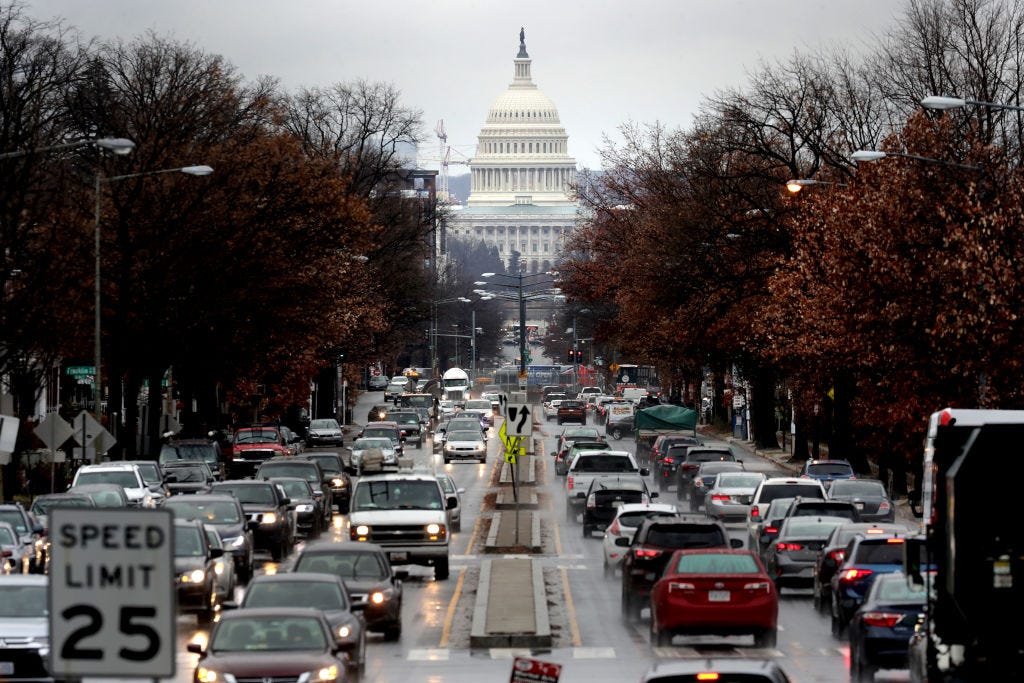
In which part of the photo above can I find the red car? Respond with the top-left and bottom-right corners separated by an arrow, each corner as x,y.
227,426 -> 290,478
649,548 -> 779,648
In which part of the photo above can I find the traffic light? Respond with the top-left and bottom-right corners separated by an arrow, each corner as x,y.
567,346 -> 575,363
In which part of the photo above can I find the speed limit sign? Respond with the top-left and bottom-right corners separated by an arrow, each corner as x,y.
49,508 -> 176,678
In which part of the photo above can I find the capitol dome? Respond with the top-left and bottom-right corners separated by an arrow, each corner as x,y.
485,88 -> 561,124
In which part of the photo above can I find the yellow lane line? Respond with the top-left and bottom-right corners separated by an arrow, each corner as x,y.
438,566 -> 467,648
464,511 -> 484,555
561,567 -> 582,646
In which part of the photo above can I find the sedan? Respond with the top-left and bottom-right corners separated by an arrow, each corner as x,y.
0,575 -> 50,680
308,418 -> 345,446
704,472 -> 767,523
641,659 -> 793,683
582,476 -> 657,538
271,477 -> 324,540
204,527 -> 236,606
649,548 -> 779,648
827,479 -> 895,523
236,573 -> 366,676
762,515 -> 848,589
543,399 -> 563,421
442,430 -> 487,464
350,437 -> 398,475
0,521 -> 34,574
687,461 -> 746,511
600,502 -> 678,578
848,571 -> 928,682
188,608 -> 349,683
436,473 -> 466,532
173,519 -> 223,626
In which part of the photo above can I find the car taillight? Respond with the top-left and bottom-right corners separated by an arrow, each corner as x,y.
829,549 -> 845,563
887,537 -> 905,544
695,674 -> 720,682
776,542 -> 803,551
840,568 -> 873,582
711,494 -> 730,501
634,548 -> 662,559
764,526 -> 778,534
567,477 -> 574,490
663,457 -> 675,464
586,494 -> 596,509
861,611 -> 902,628
668,581 -> 694,592
682,464 -> 698,471
608,519 -> 621,536
744,581 -> 772,592
878,501 -> 891,512
750,507 -> 761,518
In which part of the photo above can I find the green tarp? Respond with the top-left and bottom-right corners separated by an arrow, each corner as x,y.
634,404 -> 697,431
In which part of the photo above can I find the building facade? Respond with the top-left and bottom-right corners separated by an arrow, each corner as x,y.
448,29 -> 579,273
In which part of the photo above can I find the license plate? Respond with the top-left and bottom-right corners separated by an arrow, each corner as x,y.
708,590 -> 731,602
0,663 -> 13,675
612,501 -> 624,508
389,552 -> 408,562
855,502 -> 865,509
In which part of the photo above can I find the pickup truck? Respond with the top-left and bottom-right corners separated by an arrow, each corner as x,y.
564,450 -> 649,521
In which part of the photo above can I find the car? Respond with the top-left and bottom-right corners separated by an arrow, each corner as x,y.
555,439 -> 609,476
234,572 -> 366,674
350,437 -> 399,475
367,403 -> 391,422
619,514 -> 741,622
162,494 -> 256,583
0,575 -> 52,680
762,515 -> 850,589
255,457 -> 333,531
358,422 -> 405,455
291,541 -> 404,641
673,446 -> 738,500
307,418 -> 345,446
66,482 -> 131,508
389,410 -> 424,447
582,474 -> 658,538
556,399 -> 587,425
565,449 -> 649,521
750,497 -> 798,561
159,438 -> 226,480
0,504 -> 44,574
555,426 -> 603,457
385,379 -> 410,402
442,429 -> 487,464
800,458 -> 857,490
593,395 -> 618,425
604,400 -> 636,439
304,452 -> 352,512
162,460 -> 216,495
704,471 -> 768,523
227,426 -> 290,478
0,521 -> 35,574
747,477 -> 828,542
120,459 -> 171,501
830,530 -> 920,636
70,462 -> 159,507
651,434 -> 701,492
543,398 -> 564,421
649,548 -> 779,647
187,608 -> 350,683
640,659 -> 793,683
368,374 -> 389,390
847,571 -> 929,682
462,399 -> 494,427
436,473 -> 465,532
209,479 -> 296,562
827,479 -> 896,523
279,425 -> 306,455
270,477 -> 325,539
173,518 -> 223,625
27,492 -> 94,572
812,522 -> 910,614
601,502 -> 678,578
780,497 -> 862,526
204,526 -> 236,605
688,460 -> 747,511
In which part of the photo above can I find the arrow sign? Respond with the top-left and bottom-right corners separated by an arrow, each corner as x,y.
506,404 -> 533,437
36,413 -> 73,451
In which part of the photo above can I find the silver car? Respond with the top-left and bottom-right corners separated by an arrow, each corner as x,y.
204,526 -> 236,603
350,437 -> 398,475
442,430 -> 487,464
436,473 -> 466,532
827,478 -> 896,523
704,471 -> 767,523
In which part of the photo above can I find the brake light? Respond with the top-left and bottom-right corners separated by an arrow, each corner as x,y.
663,457 -> 675,464
608,519 -> 621,536
887,537 -> 905,544
711,494 -> 730,501
865,528 -> 886,534
764,526 -> 778,535
695,674 -> 720,682
567,477 -> 574,490
878,501 -> 891,513
668,581 -> 695,592
861,611 -> 903,628
634,548 -> 662,559
744,581 -> 771,592
586,494 -> 596,509
750,507 -> 761,518
829,550 -> 845,563
776,542 -> 803,551
682,463 -> 698,471
840,568 -> 873,582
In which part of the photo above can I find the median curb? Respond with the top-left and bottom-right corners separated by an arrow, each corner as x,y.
470,558 -> 551,649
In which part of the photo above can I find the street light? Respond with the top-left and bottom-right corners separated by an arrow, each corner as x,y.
785,178 -> 847,194
851,149 -> 981,171
478,271 -> 558,388
431,296 -> 471,375
921,95 -> 1024,113
0,136 -> 136,160
94,163 -> 213,419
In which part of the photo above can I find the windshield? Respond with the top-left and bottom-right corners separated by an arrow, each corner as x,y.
353,480 -> 442,511
161,443 -> 219,464
30,496 -> 92,515
830,480 -> 886,497
310,420 -> 339,430
308,455 -> 343,473
465,401 -> 491,410
212,616 -> 327,653
259,464 -> 318,482
361,428 -> 397,441
716,473 -> 764,489
447,431 -> 482,442
166,466 -> 208,483
354,438 -> 392,451
758,484 -> 824,503
448,420 -> 481,431
234,429 -> 280,444
164,500 -> 241,524
213,484 -> 276,505
443,378 -> 467,388
135,463 -> 160,486
401,395 -> 432,408
0,585 -> 47,617
0,511 -> 27,534
782,518 -> 846,538
673,552 -> 760,574
75,471 -> 139,489
295,551 -> 389,580
276,480 -> 313,499
174,527 -> 206,557
807,463 -> 854,476
437,477 -> 455,494
646,524 -> 727,548
0,527 -> 16,544
573,456 -> 635,473
617,511 -> 675,528
243,581 -> 346,610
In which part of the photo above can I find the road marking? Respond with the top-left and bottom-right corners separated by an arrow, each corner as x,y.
573,647 -> 616,658
464,508 -> 485,555
407,648 -> 450,661
556,563 -> 589,570
554,516 -> 563,556
438,566 -> 467,648
489,648 -> 534,658
561,566 -> 583,647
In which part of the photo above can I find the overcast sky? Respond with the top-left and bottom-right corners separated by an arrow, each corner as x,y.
25,0 -> 903,171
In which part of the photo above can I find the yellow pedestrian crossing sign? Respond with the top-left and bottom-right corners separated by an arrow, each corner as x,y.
498,420 -> 525,464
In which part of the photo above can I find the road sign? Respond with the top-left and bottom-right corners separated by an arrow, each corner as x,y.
36,413 -> 74,451
65,365 -> 96,377
71,410 -> 103,446
609,362 -> 620,372
511,656 -> 562,683
49,508 -> 176,678
507,404 -> 533,437
0,413 -> 19,453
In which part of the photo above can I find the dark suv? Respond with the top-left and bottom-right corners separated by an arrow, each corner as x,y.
674,446 -> 738,500
557,400 -> 587,425
829,530 -> 920,636
210,479 -> 295,561
618,514 -> 741,621
255,457 -> 333,531
304,452 -> 352,512
389,410 -> 423,447
650,435 -> 701,492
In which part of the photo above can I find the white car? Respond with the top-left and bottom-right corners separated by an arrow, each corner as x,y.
350,437 -> 398,475
307,418 -> 344,446
543,399 -> 563,421
601,502 -> 678,577
70,463 -> 158,507
461,399 -> 494,427
442,429 -> 487,464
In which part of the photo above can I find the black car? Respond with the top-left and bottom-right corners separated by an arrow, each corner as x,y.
687,460 -> 746,511
269,477 -> 322,539
812,522 -> 908,614
162,461 -> 216,495
0,503 -> 44,574
830,531 -> 920,636
173,518 -> 223,626
159,438 -> 227,480
254,457 -> 333,531
651,435 -> 700,492
235,572 -> 367,675
389,410 -> 423,447
848,572 -> 928,682
673,446 -> 738,500
619,514 -> 740,621
304,452 -> 352,512
827,479 -> 896,523
209,480 -> 295,562
582,475 -> 657,538
163,493 -> 257,582
291,541 -> 404,641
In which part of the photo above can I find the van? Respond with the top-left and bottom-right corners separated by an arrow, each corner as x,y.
621,387 -> 648,402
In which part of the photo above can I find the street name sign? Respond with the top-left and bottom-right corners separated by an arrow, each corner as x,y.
49,508 -> 176,678
506,404 -> 533,437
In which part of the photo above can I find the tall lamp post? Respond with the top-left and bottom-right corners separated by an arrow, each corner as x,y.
431,297 -> 470,376
478,271 -> 558,391
94,164 -> 214,419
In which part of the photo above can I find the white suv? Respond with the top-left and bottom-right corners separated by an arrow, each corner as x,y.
71,463 -> 159,507
746,477 -> 827,547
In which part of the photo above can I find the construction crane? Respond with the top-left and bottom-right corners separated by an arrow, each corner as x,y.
432,119 -> 471,201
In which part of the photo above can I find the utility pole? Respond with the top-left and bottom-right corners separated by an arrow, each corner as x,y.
572,313 -> 579,395
470,309 -> 476,395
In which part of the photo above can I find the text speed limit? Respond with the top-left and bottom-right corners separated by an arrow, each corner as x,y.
48,508 -> 176,678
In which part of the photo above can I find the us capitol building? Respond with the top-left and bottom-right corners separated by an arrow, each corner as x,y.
448,29 -> 580,274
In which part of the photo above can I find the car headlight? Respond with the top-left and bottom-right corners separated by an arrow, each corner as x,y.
370,588 -> 394,604
214,560 -> 226,576
331,478 -> 345,488
355,525 -> 370,536
182,569 -> 205,583
261,512 -> 278,525
296,504 -> 314,513
196,667 -> 219,683
337,625 -> 352,639
315,665 -> 339,681
426,523 -> 441,535
141,495 -> 157,508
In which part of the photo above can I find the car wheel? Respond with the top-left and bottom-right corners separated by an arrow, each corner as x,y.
754,627 -> 778,648
382,622 -> 402,642
452,518 -> 461,533
621,588 -> 641,623
612,428 -> 623,440
851,644 -> 876,683
831,601 -> 847,638
582,524 -> 591,538
435,557 -> 450,580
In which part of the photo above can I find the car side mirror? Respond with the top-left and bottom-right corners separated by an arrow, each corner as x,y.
446,496 -> 458,510
730,538 -> 744,549
220,600 -> 238,610
457,487 -> 466,494
650,491 -> 659,499
209,547 -> 224,559
639,468 -> 650,477
614,537 -> 631,547
186,643 -> 204,655
280,498 -> 291,507
164,473 -> 178,483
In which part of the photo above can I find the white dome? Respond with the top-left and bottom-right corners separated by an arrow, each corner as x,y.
486,89 -> 561,124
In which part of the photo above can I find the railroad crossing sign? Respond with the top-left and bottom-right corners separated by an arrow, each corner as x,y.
49,508 -> 176,678
506,404 -> 533,437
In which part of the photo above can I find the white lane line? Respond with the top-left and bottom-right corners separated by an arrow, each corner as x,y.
407,648 -> 450,661
573,647 -> 616,659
